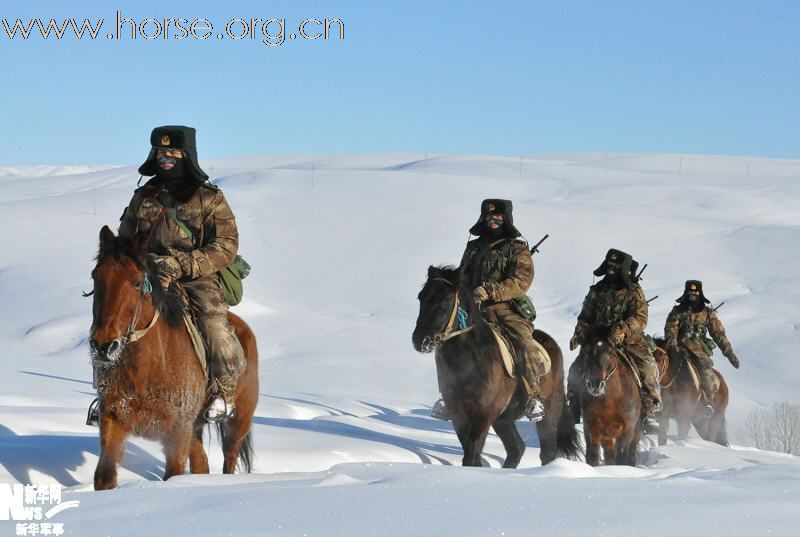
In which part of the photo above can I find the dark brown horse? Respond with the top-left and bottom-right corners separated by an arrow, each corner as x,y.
89,226 -> 259,490
412,266 -> 581,467
653,339 -> 729,447
579,327 -> 642,466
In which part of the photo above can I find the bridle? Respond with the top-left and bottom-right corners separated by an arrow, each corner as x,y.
586,339 -> 619,394
126,273 -> 160,343
90,272 -> 160,362
429,278 -> 474,343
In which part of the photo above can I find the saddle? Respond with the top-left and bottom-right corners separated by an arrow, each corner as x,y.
487,324 -> 551,379
661,351 -> 719,393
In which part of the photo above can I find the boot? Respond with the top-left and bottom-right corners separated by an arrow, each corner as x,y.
431,398 -> 450,421
701,392 -> 715,418
525,396 -> 545,422
642,398 -> 661,434
86,397 -> 100,427
205,397 -> 236,423
205,378 -> 237,423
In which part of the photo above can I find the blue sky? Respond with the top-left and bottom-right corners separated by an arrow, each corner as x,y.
1,0 -> 798,165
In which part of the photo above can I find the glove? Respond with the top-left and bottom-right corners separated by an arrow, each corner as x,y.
611,326 -> 626,345
569,335 -> 581,351
727,352 -> 740,369
472,286 -> 489,305
147,254 -> 182,290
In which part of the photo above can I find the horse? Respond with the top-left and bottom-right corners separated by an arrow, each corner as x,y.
578,326 -> 642,466
653,338 -> 729,447
88,226 -> 259,490
412,266 -> 581,468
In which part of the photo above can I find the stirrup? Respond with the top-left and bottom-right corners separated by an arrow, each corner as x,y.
525,398 -> 545,422
431,398 -> 450,421
86,397 -> 100,427
702,402 -> 715,418
205,397 -> 236,423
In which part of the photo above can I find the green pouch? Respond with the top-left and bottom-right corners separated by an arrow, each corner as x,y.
218,255 -> 251,306
510,295 -> 537,322
700,337 -> 717,356
642,333 -> 658,353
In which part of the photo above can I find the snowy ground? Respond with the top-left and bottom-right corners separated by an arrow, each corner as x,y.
1,153 -> 798,536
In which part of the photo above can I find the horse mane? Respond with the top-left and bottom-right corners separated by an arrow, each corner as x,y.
653,336 -> 666,347
426,265 -> 461,287
95,234 -> 185,327
150,281 -> 188,327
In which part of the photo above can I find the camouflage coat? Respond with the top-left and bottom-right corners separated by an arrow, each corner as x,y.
460,238 -> 533,304
573,281 -> 649,344
664,305 -> 733,365
118,179 -> 239,279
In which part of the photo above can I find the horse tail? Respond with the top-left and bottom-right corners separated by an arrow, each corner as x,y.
237,431 -> 255,473
213,424 -> 255,474
555,390 -> 583,460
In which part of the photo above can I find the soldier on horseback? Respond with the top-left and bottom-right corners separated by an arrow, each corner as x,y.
88,125 -> 245,425
431,199 -> 547,422
567,249 -> 662,433
664,280 -> 740,417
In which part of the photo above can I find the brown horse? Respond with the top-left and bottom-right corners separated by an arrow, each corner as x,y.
653,339 -> 729,446
89,226 -> 259,490
579,327 -> 642,466
412,266 -> 581,467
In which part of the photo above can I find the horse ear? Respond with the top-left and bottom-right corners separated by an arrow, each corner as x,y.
427,265 -> 438,279
132,234 -> 145,257
99,226 -> 115,249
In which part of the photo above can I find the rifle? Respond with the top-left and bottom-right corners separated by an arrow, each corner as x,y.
635,263 -> 648,282
646,295 -> 659,304
713,302 -> 725,312
530,234 -> 549,254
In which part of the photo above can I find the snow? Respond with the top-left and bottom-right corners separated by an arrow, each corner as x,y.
1,153 -> 798,536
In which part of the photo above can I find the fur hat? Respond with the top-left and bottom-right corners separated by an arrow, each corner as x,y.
138,125 -> 209,183
593,248 -> 634,287
676,280 -> 710,304
468,199 -> 522,238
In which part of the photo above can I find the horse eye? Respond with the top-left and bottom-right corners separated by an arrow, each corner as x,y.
133,281 -> 143,290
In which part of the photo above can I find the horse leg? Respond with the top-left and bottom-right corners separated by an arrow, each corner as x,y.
584,428 -> 602,467
221,371 -> 258,474
94,414 -> 130,490
713,415 -> 729,447
602,438 -> 617,466
676,415 -> 691,441
456,416 -> 491,467
625,428 -> 642,466
222,417 -> 253,474
536,403 -> 559,465
657,412 -> 669,446
163,427 -> 192,480
188,421 -> 209,474
493,419 -> 525,469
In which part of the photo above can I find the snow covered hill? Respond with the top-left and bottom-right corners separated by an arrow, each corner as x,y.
1,153 -> 798,536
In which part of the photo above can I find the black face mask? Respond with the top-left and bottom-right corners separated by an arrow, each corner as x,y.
158,156 -> 185,181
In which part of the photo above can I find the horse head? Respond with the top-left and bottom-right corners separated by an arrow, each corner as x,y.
412,265 -> 463,353
88,226 -> 183,364
582,326 -> 621,397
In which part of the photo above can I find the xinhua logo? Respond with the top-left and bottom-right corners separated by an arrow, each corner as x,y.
0,484 -> 79,536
